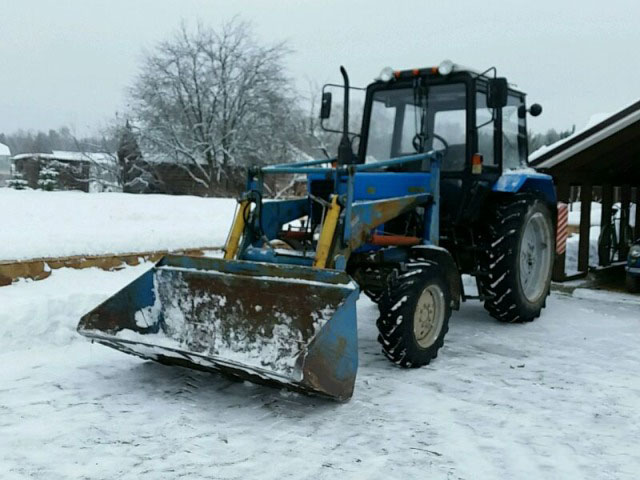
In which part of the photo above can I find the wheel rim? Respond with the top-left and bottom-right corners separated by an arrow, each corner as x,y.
519,212 -> 552,302
413,285 -> 445,348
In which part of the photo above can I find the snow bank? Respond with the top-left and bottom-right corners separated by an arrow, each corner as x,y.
567,201 -> 636,228
568,201 -> 602,227
565,227 -> 600,275
0,189 -> 237,261
0,264 -> 153,351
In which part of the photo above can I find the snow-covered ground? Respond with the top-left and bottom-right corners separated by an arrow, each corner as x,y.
0,189 -> 236,261
2,266 -> 639,479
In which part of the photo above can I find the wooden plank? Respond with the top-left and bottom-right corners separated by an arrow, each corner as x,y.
552,181 -> 571,281
600,184 -> 613,266
578,183 -> 592,273
0,247 -> 219,286
620,185 -> 631,258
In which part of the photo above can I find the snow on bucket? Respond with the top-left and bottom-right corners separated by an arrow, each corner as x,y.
78,255 -> 359,401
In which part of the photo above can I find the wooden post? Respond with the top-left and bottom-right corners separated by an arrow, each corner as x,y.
600,184 -> 613,266
620,185 -> 631,259
552,180 -> 570,281
633,185 -> 640,240
578,183 -> 592,273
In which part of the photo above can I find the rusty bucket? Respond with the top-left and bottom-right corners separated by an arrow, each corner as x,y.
78,255 -> 359,401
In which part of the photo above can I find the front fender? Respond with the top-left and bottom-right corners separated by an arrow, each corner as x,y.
410,245 -> 461,311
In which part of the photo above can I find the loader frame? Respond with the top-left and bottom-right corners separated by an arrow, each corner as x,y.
225,151 -> 444,270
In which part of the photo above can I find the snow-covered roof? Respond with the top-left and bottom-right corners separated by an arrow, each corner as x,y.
0,142 -> 10,156
529,99 -> 640,169
12,150 -> 115,165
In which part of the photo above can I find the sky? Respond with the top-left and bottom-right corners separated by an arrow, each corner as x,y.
1,0 -> 639,137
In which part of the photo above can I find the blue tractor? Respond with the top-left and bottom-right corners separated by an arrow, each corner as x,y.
79,62 -> 557,401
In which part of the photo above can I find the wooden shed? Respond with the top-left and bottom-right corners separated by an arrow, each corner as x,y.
530,101 -> 640,280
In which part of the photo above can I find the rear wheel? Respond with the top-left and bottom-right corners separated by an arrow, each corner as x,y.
376,265 -> 451,367
479,195 -> 555,323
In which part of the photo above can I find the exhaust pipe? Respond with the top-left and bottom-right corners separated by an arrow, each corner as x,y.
337,66 -> 355,166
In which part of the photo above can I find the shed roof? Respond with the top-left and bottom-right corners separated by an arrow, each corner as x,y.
529,100 -> 640,184
0,142 -> 10,156
12,150 -> 115,165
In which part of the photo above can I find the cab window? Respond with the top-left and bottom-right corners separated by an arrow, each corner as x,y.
365,83 -> 467,172
476,91 -> 496,166
502,95 -> 527,170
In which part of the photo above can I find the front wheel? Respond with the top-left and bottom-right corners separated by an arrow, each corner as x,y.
479,195 -> 555,323
376,266 -> 451,368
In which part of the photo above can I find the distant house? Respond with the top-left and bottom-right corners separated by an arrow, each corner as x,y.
11,150 -> 119,192
137,151 -> 248,197
0,142 -> 11,186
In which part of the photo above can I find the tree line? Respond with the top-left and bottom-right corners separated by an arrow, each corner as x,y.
0,127 -> 117,156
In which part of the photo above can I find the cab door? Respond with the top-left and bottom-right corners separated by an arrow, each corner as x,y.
454,86 -> 502,222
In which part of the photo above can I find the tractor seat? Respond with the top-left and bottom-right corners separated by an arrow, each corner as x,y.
441,143 -> 465,172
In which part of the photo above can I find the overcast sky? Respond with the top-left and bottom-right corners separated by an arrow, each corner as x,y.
1,0 -> 639,137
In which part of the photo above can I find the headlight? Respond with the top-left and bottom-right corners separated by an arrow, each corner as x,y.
377,66 -> 394,82
438,59 -> 454,75
630,245 -> 640,259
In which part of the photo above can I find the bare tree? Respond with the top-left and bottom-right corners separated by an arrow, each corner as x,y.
129,19 -> 296,195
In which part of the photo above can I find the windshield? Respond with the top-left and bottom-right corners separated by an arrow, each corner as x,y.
365,83 -> 466,171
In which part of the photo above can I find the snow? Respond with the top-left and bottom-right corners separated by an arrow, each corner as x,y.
0,141 -> 10,156
565,226 -> 600,275
11,150 -> 115,165
0,189 -> 236,261
568,201 -> 602,227
2,265 -> 640,479
529,99 -> 640,162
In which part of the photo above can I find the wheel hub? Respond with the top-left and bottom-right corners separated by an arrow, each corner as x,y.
519,212 -> 552,303
413,285 -> 445,348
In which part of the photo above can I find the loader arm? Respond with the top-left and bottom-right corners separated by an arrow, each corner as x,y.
224,151 -> 442,269
329,193 -> 432,266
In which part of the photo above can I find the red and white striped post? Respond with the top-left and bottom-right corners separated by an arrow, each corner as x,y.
556,202 -> 569,255
552,201 -> 569,281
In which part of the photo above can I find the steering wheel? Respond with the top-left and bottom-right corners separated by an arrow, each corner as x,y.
412,133 -> 449,156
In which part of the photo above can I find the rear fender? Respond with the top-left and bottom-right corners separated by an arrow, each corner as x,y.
492,171 -> 557,206
409,245 -> 461,310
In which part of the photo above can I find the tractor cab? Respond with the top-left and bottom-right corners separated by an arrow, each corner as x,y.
322,61 -> 542,226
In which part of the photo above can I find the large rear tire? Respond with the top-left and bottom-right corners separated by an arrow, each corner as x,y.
479,195 -> 555,323
376,265 -> 451,367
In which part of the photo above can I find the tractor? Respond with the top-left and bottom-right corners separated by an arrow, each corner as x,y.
78,61 -> 557,401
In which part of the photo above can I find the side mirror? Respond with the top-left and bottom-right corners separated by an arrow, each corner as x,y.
320,92 -> 332,119
487,78 -> 508,108
529,103 -> 543,117
518,103 -> 543,118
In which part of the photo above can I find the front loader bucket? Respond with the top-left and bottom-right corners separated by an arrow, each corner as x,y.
78,255 -> 359,401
